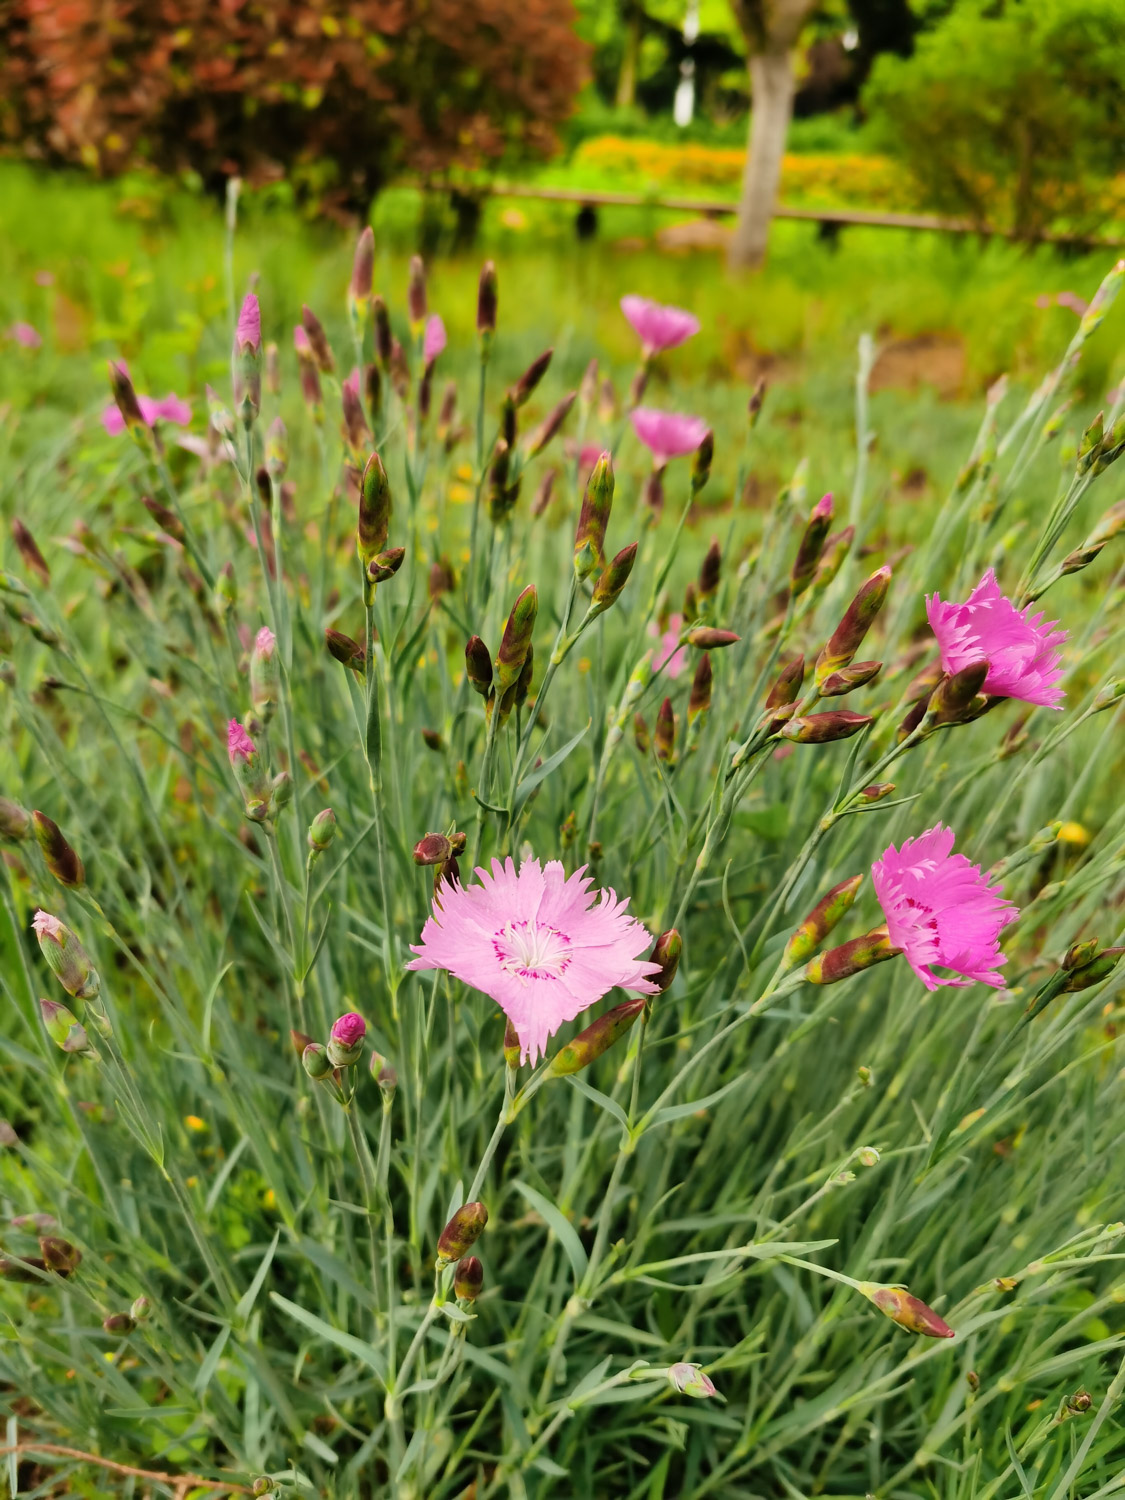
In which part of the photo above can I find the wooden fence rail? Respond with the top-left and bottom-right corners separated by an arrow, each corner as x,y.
466,181 -> 1125,253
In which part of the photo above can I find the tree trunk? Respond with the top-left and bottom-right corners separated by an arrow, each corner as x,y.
616,1 -> 641,110
728,46 -> 795,270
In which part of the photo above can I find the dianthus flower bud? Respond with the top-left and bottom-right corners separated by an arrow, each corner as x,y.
811,527 -> 854,593
429,556 -> 456,602
855,781 -> 895,805
688,654 -> 712,727
233,294 -> 262,426
454,1255 -> 484,1303
39,997 -> 93,1055
249,626 -> 279,723
927,660 -> 989,727
783,874 -> 864,971
1063,946 -> 1125,992
495,586 -> 537,694
370,295 -> 393,372
12,518 -> 50,586
698,540 -> 721,601
574,453 -> 614,579
686,627 -> 739,650
1062,498 -> 1125,575
465,636 -> 493,698
476,261 -> 498,350
103,1312 -> 136,1335
341,372 -> 371,460
414,832 -> 453,866
791,493 -> 834,597
545,997 -> 646,1078
815,566 -> 891,682
858,1282 -> 954,1339
131,1294 -> 152,1322
765,654 -> 805,719
668,1362 -> 718,1398
634,712 -> 651,753
434,853 -> 461,897
1077,411 -> 1104,475
651,929 -> 682,992
0,797 -> 31,841
503,1017 -> 521,1070
255,466 -> 272,507
327,1012 -> 366,1068
39,1236 -> 82,1275
778,711 -> 873,744
407,254 -> 427,327
682,581 -> 698,621
748,376 -> 767,426
512,348 -> 552,408
590,544 -> 637,617
1063,938 -> 1099,971
291,1029 -> 315,1056
436,1201 -> 488,1266
527,392 -> 576,457
265,416 -> 288,479
357,452 -> 392,572
820,660 -> 882,697
368,547 -> 405,584
227,719 -> 270,820
32,811 -> 84,887
32,910 -> 99,1000
269,771 -> 292,813
300,305 -> 335,374
302,1042 -> 332,1081
293,326 -> 323,416
307,808 -> 337,855
805,926 -> 900,984
654,697 -> 676,763
108,361 -> 151,449
691,429 -> 714,495
348,226 -> 375,340
325,629 -> 365,673
421,728 -> 445,753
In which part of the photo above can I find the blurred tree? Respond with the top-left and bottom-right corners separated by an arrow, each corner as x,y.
0,0 -> 588,213
727,0 -> 818,269
864,0 -> 1125,241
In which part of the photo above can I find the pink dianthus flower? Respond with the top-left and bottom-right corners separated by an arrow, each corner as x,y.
630,407 -> 710,469
408,857 -> 661,1063
926,569 -> 1067,708
647,613 -> 687,680
872,824 -> 1016,991
620,295 -> 700,356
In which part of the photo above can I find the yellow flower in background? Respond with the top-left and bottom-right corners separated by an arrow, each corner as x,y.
1058,822 -> 1091,846
184,1114 -> 207,1133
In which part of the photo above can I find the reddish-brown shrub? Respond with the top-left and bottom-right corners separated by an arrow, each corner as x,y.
0,0 -> 587,209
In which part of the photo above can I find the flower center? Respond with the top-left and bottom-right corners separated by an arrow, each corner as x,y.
493,920 -> 572,982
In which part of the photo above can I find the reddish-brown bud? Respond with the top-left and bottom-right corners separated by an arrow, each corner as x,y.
300,305 -> 335,373
927,660 -> 989,726
805,927 -> 900,983
783,875 -> 864,970
765,655 -> 805,716
654,697 -> 676,763
651,929 -> 682,992
819,661 -> 882,697
495,585 -> 537,694
778,711 -> 874,744
698,540 -> 721,600
11,518 -> 49,586
454,1255 -> 484,1303
32,812 -> 84,887
512,348 -> 553,407
325,629 -> 365,672
414,833 -> 453,866
436,1201 -> 488,1265
688,654 -> 712,724
815,566 -> 891,682
465,636 -> 493,697
791,493 -> 834,596
860,1282 -> 955,1339
686,627 -> 739,650
545,997 -> 646,1077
